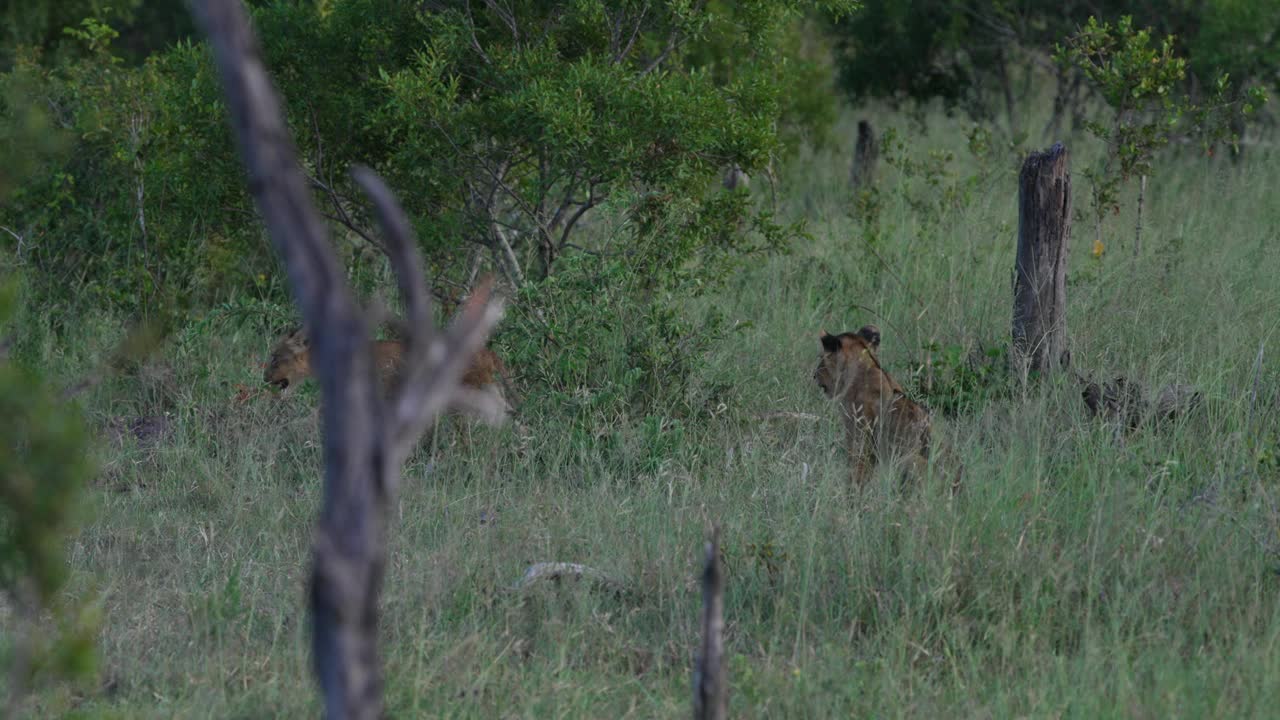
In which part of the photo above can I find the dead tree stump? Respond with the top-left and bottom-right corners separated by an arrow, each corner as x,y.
1012,143 -> 1071,376
693,526 -> 726,720
850,120 -> 878,190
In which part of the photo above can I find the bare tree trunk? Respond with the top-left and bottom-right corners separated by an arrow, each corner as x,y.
536,230 -> 557,278
192,3 -> 504,718
1012,144 -> 1072,376
850,120 -> 878,190
491,224 -> 525,288
1134,174 -> 1146,258
693,526 -> 726,720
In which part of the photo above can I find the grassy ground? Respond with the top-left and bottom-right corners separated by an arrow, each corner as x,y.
13,108 -> 1280,718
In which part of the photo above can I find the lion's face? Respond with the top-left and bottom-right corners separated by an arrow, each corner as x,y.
264,329 -> 312,391
813,326 -> 882,398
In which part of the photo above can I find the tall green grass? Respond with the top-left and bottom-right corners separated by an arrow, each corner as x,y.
14,107 -> 1280,718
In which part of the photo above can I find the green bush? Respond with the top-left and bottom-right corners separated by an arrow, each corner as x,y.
0,280 -> 98,711
2,0 -> 853,418
505,252 -> 729,423
2,1 -> 855,316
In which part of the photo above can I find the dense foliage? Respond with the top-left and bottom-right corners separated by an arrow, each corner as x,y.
1,0 -> 198,68
2,1 -> 850,312
1,0 -> 856,418
1056,15 -> 1268,257
829,0 -> 1279,140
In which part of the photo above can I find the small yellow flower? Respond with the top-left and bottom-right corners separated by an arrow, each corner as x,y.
1092,238 -> 1105,258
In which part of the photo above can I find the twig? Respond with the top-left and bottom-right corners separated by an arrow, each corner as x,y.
463,0 -> 492,65
557,184 -> 600,250
491,223 -> 526,288
439,134 -> 542,279
480,0 -> 519,41
610,1 -> 650,63
308,172 -> 386,253
560,242 -> 634,259
464,246 -> 483,292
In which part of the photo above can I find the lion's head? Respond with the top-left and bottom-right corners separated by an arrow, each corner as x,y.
263,328 -> 312,391
813,325 -> 882,398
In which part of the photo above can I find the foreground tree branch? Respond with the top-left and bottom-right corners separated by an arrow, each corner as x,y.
190,2 -> 503,718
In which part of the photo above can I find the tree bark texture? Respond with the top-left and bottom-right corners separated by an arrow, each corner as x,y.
1012,143 -> 1071,376
191,2 -> 504,718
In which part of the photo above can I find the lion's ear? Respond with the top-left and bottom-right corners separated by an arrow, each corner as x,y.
856,324 -> 881,349
820,332 -> 841,353
285,327 -> 310,349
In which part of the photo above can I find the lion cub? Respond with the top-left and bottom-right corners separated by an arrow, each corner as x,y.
813,325 -> 932,487
263,328 -> 516,416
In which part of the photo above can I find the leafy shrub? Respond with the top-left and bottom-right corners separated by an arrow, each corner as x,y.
912,340 -> 1011,418
1056,15 -> 1267,258
4,0 -> 854,320
0,280 -> 98,709
3,0 -> 852,420
504,252 -> 730,424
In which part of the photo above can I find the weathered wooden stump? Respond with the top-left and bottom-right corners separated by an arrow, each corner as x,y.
693,526 -> 726,720
1012,143 -> 1071,377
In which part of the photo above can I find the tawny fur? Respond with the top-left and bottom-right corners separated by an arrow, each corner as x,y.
813,325 -> 932,487
263,328 -> 517,416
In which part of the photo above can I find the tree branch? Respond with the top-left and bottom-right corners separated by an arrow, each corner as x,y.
191,2 -> 504,718
351,166 -> 505,463
309,173 -> 386,254
481,0 -> 519,41
640,1 -> 706,76
463,0 -> 492,65
557,184 -> 600,250
351,166 -> 429,340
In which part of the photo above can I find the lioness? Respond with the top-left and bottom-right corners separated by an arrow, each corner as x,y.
813,325 -> 933,487
263,327 -> 517,417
